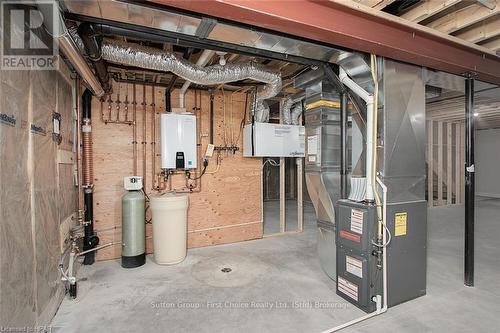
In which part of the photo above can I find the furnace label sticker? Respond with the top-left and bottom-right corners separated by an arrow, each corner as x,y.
338,277 -> 358,301
346,256 -> 363,278
395,212 -> 408,236
350,209 -> 364,234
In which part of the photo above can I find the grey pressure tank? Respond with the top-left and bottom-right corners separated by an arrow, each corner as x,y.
121,190 -> 146,268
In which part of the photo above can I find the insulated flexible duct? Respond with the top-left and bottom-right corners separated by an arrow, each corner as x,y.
281,96 -> 294,124
290,103 -> 303,125
100,39 -> 282,122
282,96 -> 303,125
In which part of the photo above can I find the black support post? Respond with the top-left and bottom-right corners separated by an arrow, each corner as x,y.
340,92 -> 348,199
464,76 -> 475,287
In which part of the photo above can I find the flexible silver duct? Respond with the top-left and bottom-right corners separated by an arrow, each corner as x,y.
100,39 -> 282,122
291,103 -> 303,125
281,96 -> 294,124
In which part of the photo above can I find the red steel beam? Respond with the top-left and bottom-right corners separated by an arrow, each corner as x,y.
148,0 -> 500,85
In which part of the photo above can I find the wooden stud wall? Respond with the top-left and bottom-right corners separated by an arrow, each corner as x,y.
92,81 -> 263,261
426,119 -> 465,207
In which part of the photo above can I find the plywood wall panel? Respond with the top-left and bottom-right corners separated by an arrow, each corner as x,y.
92,82 -> 262,261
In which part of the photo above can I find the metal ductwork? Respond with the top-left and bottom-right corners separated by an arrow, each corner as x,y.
282,96 -> 304,125
99,39 -> 282,122
282,97 -> 294,125
35,0 -> 105,98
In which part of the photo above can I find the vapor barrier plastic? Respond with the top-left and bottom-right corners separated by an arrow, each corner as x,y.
0,70 -> 37,327
0,65 -> 76,327
30,69 -> 61,321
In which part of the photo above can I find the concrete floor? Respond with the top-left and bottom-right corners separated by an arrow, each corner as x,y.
52,198 -> 500,332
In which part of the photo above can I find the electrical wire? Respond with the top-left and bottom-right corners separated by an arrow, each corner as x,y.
262,158 -> 280,168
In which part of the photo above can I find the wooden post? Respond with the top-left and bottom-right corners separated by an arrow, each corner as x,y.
437,121 -> 443,205
297,158 -> 303,232
280,157 -> 286,233
455,122 -> 461,204
427,120 -> 434,206
447,122 -> 453,205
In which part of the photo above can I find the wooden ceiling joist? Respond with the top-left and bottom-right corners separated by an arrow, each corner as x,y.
401,0 -> 464,23
453,16 -> 500,43
426,2 -> 499,34
480,36 -> 500,50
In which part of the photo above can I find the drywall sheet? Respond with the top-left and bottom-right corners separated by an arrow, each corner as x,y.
92,83 -> 263,260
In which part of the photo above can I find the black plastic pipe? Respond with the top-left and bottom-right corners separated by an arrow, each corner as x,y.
78,23 -> 112,94
165,89 -> 172,113
82,88 -> 92,119
210,93 -> 214,144
340,92 -> 348,199
82,89 -> 99,265
464,76 -> 475,287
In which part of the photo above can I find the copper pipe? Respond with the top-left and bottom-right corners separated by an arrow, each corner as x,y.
132,83 -> 138,175
116,91 -> 121,121
82,130 -> 93,186
151,84 -> 156,190
124,87 -> 129,122
100,98 -> 104,124
142,84 -> 147,190
107,95 -> 112,122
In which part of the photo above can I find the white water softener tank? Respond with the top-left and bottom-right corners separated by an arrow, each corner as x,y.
150,194 -> 189,265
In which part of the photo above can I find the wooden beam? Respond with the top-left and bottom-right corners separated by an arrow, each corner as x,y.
454,16 -> 500,43
480,36 -> 500,50
401,0 -> 464,23
373,0 -> 397,10
352,0 -> 381,7
447,122 -> 453,205
426,2 -> 499,34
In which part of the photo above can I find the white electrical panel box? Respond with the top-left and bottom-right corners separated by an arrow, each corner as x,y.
243,123 -> 305,157
124,176 -> 143,190
160,113 -> 197,169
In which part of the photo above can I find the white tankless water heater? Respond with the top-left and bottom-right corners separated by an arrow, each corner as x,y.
160,113 -> 197,169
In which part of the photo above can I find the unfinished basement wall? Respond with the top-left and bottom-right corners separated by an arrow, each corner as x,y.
426,119 -> 465,207
476,128 -> 500,198
0,64 -> 77,327
91,81 -> 263,261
